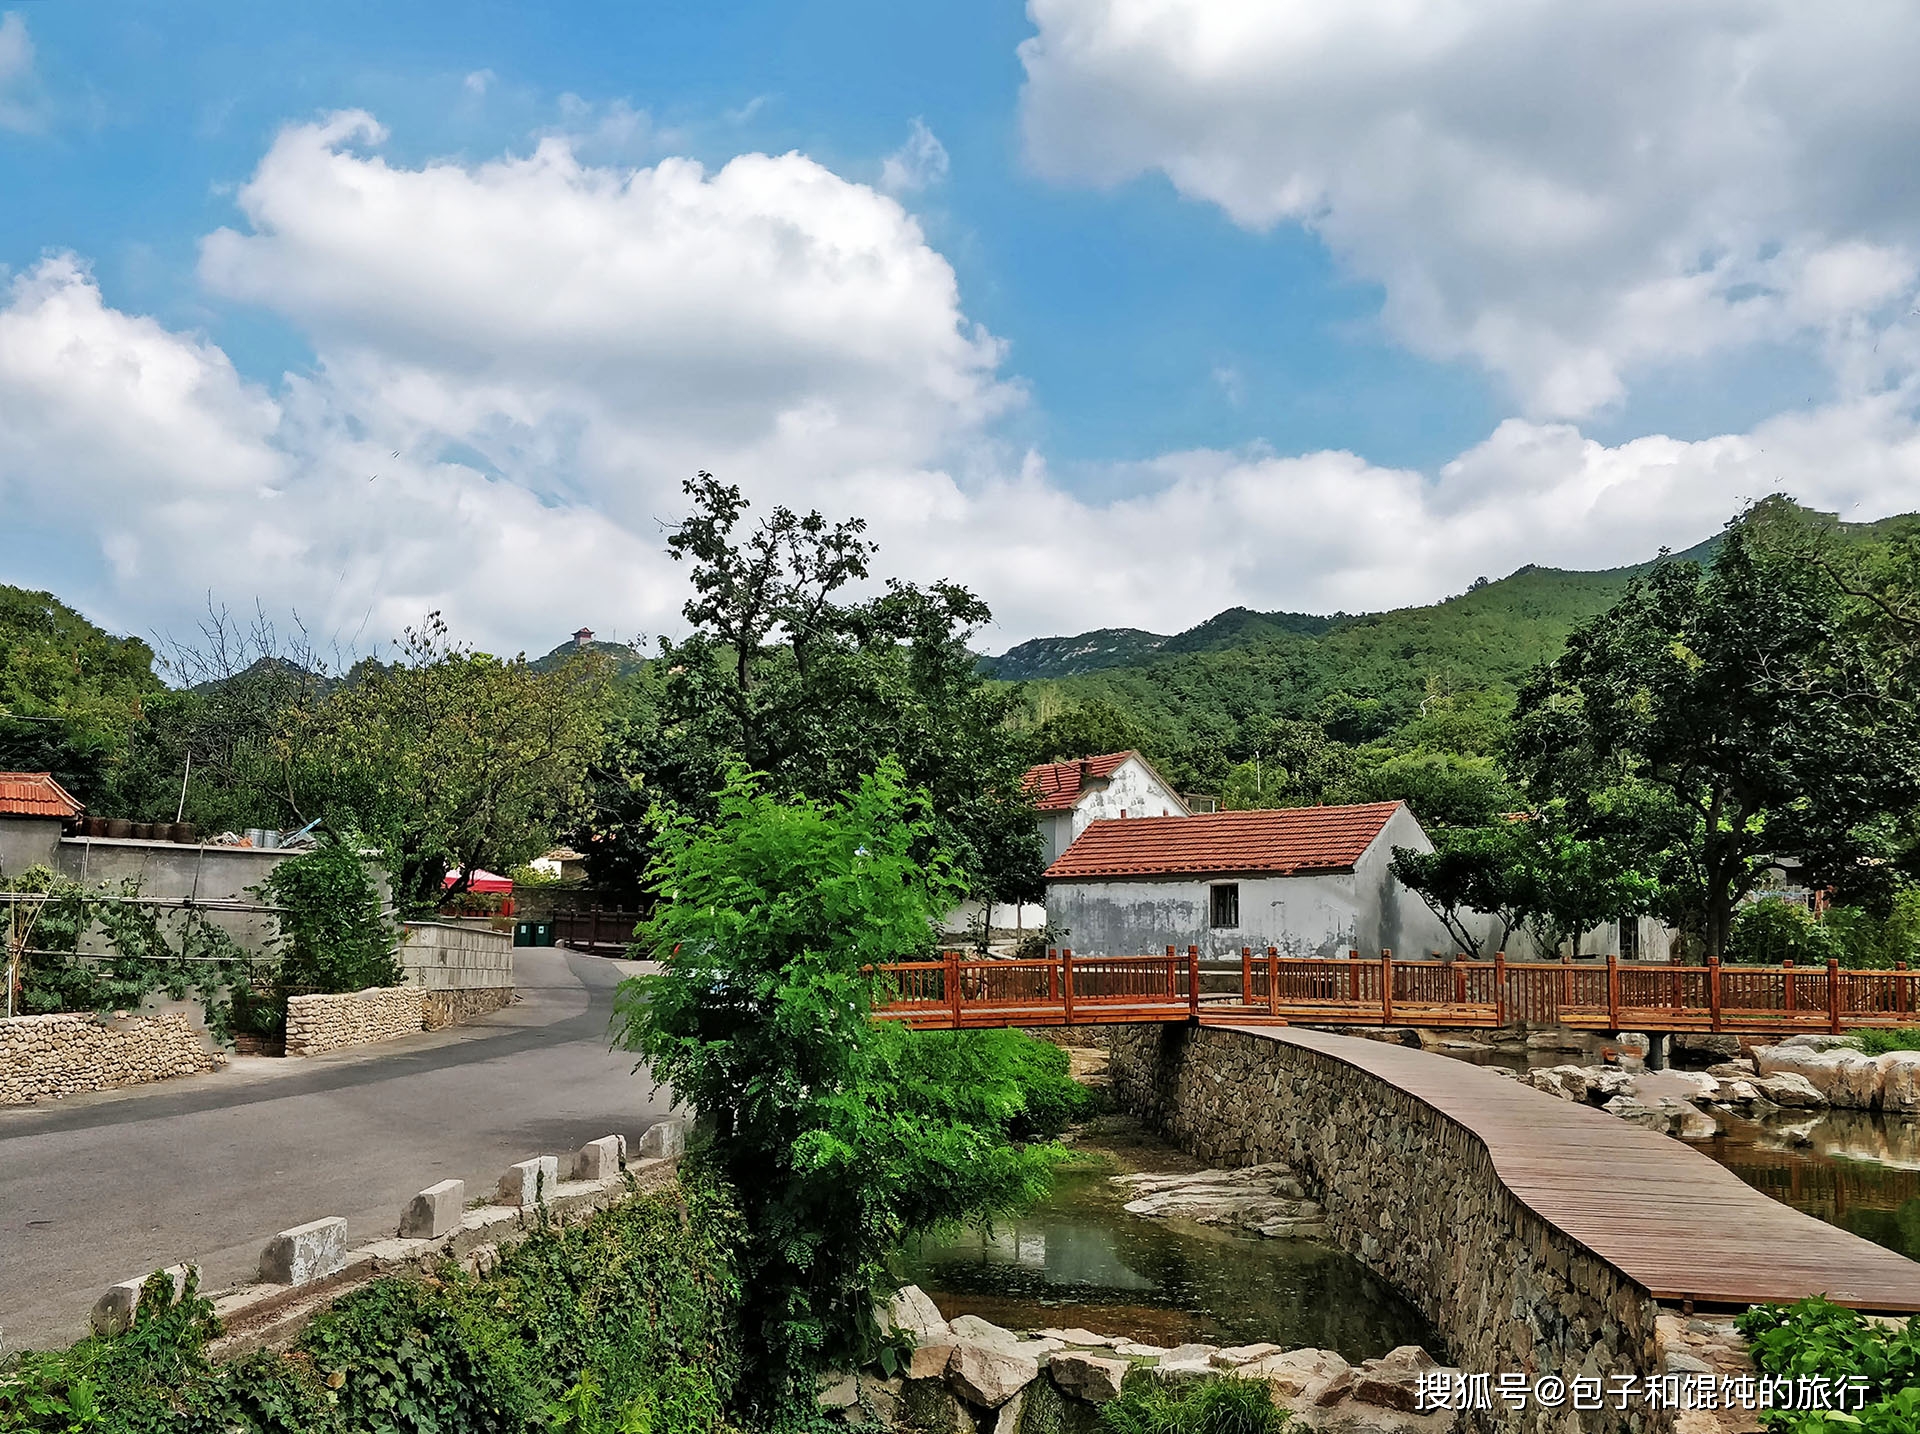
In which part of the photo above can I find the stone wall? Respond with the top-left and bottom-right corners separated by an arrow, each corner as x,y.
1108,1024 -> 1666,1434
398,920 -> 514,990
1,1011 -> 223,1105
423,987 -> 514,1029
284,987 -> 426,1057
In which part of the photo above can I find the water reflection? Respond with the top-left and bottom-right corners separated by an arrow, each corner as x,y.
1702,1109 -> 1920,1262
900,1163 -> 1437,1362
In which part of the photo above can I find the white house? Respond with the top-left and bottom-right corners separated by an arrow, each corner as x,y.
1043,800 -> 1489,958
1025,751 -> 1189,867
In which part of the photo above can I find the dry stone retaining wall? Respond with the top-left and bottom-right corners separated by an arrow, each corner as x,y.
1108,1024 -> 1666,1434
284,987 -> 426,1056
1,1011 -> 222,1105
423,987 -> 513,1029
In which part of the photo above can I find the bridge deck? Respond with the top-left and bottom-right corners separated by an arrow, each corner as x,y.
1229,1024 -> 1920,1313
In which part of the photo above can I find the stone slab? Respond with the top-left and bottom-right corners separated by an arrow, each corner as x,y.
91,1263 -> 199,1336
258,1216 -> 349,1287
636,1119 -> 687,1159
572,1134 -> 626,1181
400,1178 -> 466,1239
496,1155 -> 560,1207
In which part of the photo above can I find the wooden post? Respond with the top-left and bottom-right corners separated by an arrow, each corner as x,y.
1784,958 -> 1796,1014
1454,955 -> 1467,1006
1349,948 -> 1361,1003
1267,945 -> 1280,1017
1241,946 -> 1253,1008
1829,956 -> 1844,1035
1047,949 -> 1059,1005
946,948 -> 962,1028
1606,952 -> 1621,1032
1899,962 -> 1910,1018
1708,955 -> 1722,1033
1494,950 -> 1508,1026
1167,945 -> 1178,1001
1561,949 -> 1573,1018
1381,949 -> 1394,1025
1189,945 -> 1201,1020
1062,949 -> 1074,1025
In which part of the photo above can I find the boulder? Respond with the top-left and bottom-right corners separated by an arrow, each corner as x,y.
818,1374 -> 860,1411
1049,1350 -> 1130,1403
885,1284 -> 951,1343
1706,1059 -> 1758,1078
1781,1034 -> 1857,1052
950,1314 -> 1021,1347
992,1389 -> 1026,1434
908,1344 -> 957,1380
1351,1347 -> 1442,1413
1114,1341 -> 1170,1358
1037,1327 -> 1119,1348
1245,1349 -> 1352,1407
863,1377 -> 904,1427
1148,1359 -> 1216,1385
1831,1052 -> 1887,1109
1755,1045 -> 1878,1105
948,1341 -> 1041,1408
1880,1052 -> 1920,1112
901,1378 -> 972,1434
1755,1071 -> 1829,1108
1211,1343 -> 1284,1368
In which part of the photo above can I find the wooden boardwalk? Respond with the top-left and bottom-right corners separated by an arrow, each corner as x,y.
1229,1024 -> 1920,1313
873,948 -> 1920,1036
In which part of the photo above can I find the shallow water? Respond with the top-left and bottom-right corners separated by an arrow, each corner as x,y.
898,1158 -> 1438,1362
1698,1108 -> 1920,1262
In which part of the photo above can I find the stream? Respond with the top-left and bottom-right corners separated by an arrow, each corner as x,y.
898,1120 -> 1437,1362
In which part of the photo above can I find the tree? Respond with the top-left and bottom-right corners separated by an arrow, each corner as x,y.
1388,827 -> 1533,957
617,476 -> 1045,913
1511,510 -> 1920,959
614,764 -> 1081,1413
290,615 -> 611,911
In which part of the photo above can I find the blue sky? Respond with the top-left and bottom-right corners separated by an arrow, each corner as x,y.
2,1 -> 1917,655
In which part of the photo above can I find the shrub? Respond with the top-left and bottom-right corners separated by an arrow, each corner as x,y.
0,1187 -> 741,1434
261,837 -> 398,994
1726,898 -> 1839,966
617,762 -> 1076,1414
1735,1297 -> 1920,1433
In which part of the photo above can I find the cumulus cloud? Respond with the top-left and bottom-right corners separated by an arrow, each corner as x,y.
880,118 -> 951,194
1019,0 -> 1920,419
4,109 -> 1918,661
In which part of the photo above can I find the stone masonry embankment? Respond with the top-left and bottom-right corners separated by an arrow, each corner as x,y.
1,1011 -> 223,1104
284,987 -> 426,1056
1108,1024 -> 1665,1434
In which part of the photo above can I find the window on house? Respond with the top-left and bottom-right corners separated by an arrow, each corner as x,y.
1209,883 -> 1239,929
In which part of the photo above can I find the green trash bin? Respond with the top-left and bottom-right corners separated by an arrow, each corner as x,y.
534,921 -> 554,948
513,920 -> 534,947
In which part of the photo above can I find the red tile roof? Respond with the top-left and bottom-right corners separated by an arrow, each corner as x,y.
0,772 -> 83,819
1022,751 -> 1137,811
1044,802 -> 1406,880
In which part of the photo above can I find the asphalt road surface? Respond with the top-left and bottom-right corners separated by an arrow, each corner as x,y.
0,947 -> 673,1351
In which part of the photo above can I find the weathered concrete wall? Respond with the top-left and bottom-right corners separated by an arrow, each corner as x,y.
1046,807 -> 1527,959
54,838 -> 295,951
397,921 -> 513,990
1,1011 -> 223,1105
284,987 -> 425,1056
0,814 -> 63,877
1108,1024 -> 1665,1434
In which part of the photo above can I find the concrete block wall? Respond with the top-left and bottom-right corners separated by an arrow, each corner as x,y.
284,987 -> 426,1056
1,1011 -> 223,1105
398,921 -> 514,991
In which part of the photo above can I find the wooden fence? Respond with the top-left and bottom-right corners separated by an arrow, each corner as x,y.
871,946 -> 1920,1034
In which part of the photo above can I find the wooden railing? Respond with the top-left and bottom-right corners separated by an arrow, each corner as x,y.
548,908 -> 645,954
870,947 -> 1920,1033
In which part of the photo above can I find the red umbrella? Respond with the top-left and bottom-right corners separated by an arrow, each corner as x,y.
444,868 -> 514,894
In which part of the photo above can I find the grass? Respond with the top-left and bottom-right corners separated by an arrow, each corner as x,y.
1099,1377 -> 1291,1434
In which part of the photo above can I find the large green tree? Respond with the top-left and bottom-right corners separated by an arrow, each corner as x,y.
614,764 -> 1080,1412
1511,508 -> 1920,959
590,474 -> 1043,911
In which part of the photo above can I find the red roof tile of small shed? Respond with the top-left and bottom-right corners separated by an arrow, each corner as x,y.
0,772 -> 84,819
1044,801 -> 1405,879
1022,751 -> 1136,811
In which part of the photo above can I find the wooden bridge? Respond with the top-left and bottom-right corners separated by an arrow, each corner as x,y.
874,946 -> 1920,1035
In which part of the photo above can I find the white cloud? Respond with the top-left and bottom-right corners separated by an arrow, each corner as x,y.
0,11 -> 42,132
5,110 -> 1918,663
880,118 -> 951,195
1019,0 -> 1920,419
462,69 -> 495,97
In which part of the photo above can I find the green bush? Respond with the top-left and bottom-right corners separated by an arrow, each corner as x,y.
1726,898 -> 1840,966
617,762 -> 1077,1414
1852,1029 -> 1920,1055
1821,886 -> 1920,970
1735,1297 -> 1920,1433
261,837 -> 398,993
0,1186 -> 741,1434
1100,1377 -> 1291,1434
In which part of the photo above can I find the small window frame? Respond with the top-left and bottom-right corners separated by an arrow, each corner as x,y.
1208,882 -> 1240,930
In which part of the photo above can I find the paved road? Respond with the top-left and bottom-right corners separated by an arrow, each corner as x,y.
0,948 -> 673,1351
